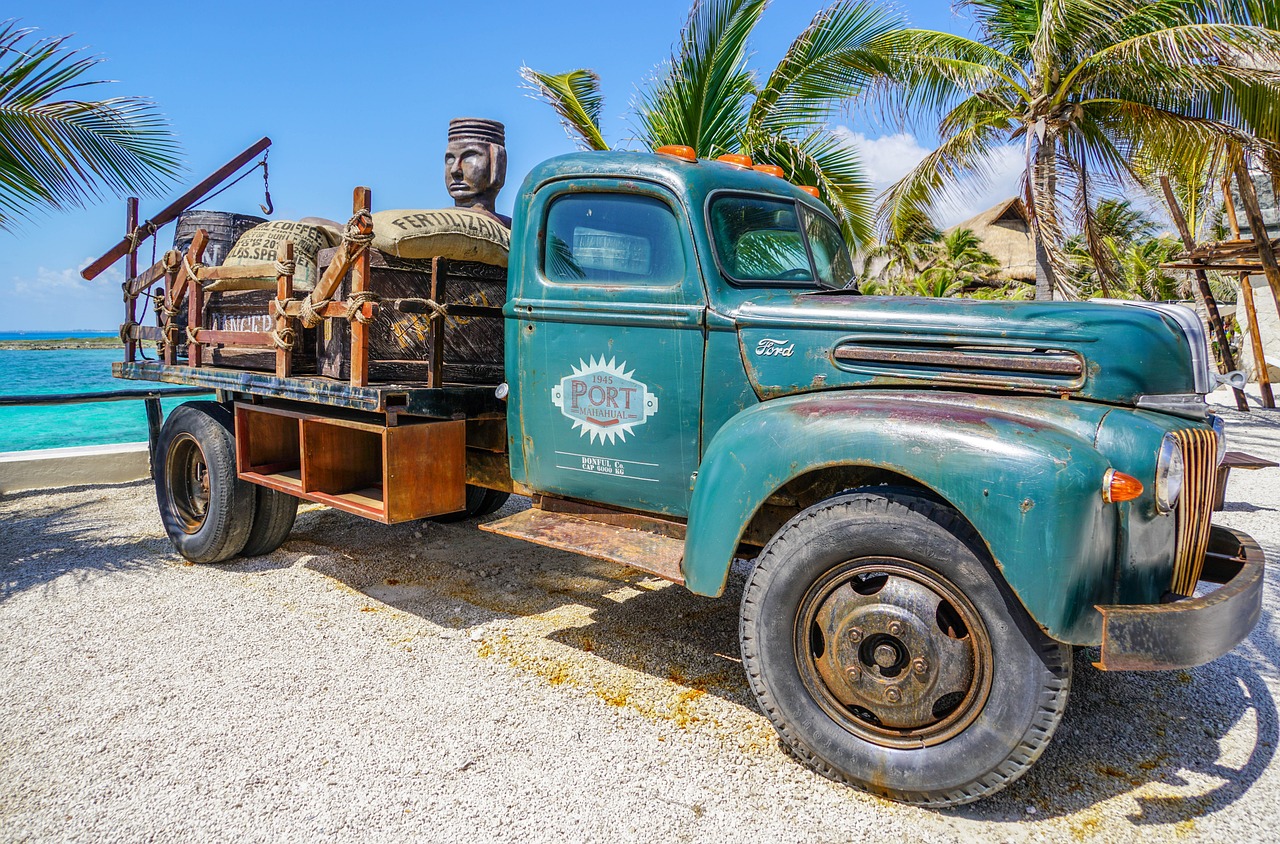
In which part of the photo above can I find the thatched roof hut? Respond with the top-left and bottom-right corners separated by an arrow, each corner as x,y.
945,198 -> 1035,282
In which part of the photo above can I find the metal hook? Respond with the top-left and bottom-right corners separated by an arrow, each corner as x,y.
259,151 -> 274,215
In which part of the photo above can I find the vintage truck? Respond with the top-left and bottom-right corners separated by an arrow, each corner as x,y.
102,147 -> 1264,807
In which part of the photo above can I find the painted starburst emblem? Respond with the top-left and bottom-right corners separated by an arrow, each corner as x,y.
551,356 -> 659,444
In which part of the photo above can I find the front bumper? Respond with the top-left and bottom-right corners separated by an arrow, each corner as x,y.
1095,525 -> 1264,671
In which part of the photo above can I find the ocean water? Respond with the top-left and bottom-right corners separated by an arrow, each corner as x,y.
0,335 -> 194,453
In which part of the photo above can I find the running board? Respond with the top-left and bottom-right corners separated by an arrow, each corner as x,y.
478,507 -> 685,584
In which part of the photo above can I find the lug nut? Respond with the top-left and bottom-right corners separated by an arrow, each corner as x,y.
848,627 -> 863,643
888,621 -> 903,636
886,687 -> 902,703
912,657 -> 929,675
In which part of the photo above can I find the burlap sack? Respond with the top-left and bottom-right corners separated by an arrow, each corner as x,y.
217,220 -> 339,292
371,209 -> 510,267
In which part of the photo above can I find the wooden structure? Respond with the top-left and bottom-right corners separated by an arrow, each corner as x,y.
944,198 -> 1035,284
1161,168 -> 1280,409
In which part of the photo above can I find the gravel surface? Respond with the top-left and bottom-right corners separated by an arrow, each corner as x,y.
2,400 -> 1278,843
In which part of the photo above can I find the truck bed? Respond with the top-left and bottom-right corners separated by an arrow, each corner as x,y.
113,361 -> 506,420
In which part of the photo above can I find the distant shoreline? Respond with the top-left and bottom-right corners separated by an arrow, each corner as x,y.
0,337 -> 131,351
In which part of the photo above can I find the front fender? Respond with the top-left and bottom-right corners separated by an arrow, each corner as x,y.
684,391 -> 1117,644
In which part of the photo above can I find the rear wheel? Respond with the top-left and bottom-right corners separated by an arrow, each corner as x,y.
240,486 -> 298,557
431,485 -> 511,523
740,489 -> 1071,807
154,402 -> 254,563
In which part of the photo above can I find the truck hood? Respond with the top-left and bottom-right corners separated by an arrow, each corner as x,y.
734,292 -> 1209,408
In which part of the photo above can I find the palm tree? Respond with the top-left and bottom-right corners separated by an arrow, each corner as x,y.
522,0 -> 905,248
0,20 -> 180,231
874,0 -> 1280,299
857,206 -> 940,292
920,227 -> 1002,294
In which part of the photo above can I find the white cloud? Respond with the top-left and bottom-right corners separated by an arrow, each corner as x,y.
7,259 -> 124,331
834,128 -> 1026,228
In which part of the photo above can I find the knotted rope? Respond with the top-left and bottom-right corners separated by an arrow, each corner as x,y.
397,298 -> 449,321
119,322 -> 137,345
186,326 -> 201,346
125,220 -> 158,255
182,253 -> 205,284
274,259 -> 297,278
344,290 -> 381,324
269,325 -> 297,351
343,209 -> 374,250
299,294 -> 330,328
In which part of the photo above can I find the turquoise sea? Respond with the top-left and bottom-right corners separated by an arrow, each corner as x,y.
0,332 -> 194,453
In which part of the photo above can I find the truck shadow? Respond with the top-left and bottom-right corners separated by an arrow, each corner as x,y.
263,503 -> 1279,822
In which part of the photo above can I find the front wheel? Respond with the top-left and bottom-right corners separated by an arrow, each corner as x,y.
739,489 -> 1071,807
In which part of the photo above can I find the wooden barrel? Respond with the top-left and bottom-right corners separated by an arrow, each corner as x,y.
172,210 -> 266,267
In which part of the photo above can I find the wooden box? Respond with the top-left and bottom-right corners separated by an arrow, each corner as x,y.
235,402 -> 466,523
315,248 -> 506,385
203,288 -> 317,373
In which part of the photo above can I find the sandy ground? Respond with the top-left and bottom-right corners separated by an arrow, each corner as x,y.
1,398 -> 1278,843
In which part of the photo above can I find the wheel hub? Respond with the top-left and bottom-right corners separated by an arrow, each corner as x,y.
797,559 -> 993,747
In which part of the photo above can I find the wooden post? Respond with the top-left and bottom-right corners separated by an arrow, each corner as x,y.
1233,161 -> 1280,323
124,198 -> 139,363
1223,178 -> 1241,240
163,254 -> 180,366
350,186 -> 372,388
275,240 -> 295,378
1159,177 -> 1250,411
1238,273 -> 1276,408
429,257 -> 446,388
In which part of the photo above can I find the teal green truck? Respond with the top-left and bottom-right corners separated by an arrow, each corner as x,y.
117,149 -> 1265,807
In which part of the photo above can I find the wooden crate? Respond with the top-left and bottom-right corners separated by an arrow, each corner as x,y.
204,288 -> 317,373
315,248 -> 506,385
235,402 -> 466,523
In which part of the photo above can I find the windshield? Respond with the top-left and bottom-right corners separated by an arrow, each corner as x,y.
708,194 -> 855,289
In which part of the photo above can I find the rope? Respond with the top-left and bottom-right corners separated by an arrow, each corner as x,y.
299,294 -> 331,328
344,290 -> 381,324
269,325 -> 296,351
189,157 -> 269,213
162,250 -> 181,273
125,220 -> 158,255
163,319 -> 180,347
343,210 -> 374,250
121,280 -> 137,302
119,322 -> 137,345
186,326 -> 201,346
182,253 -> 205,283
397,297 -> 449,320
274,259 -> 297,278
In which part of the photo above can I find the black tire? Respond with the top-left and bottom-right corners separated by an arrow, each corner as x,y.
240,486 -> 298,557
739,489 -> 1071,807
431,485 -> 511,523
154,401 -> 254,563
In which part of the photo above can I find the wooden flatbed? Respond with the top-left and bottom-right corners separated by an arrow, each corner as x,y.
114,361 -> 506,420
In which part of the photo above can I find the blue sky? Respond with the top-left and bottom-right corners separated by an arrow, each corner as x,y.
1,0 -> 1023,332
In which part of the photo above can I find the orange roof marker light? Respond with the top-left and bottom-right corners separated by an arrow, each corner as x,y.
655,145 -> 697,162
1103,469 -> 1144,504
716,153 -> 753,169
798,185 -> 821,198
753,164 -> 785,178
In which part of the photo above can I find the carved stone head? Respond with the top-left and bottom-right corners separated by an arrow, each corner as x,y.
445,118 -> 508,224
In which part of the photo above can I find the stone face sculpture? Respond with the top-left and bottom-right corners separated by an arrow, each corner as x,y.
445,118 -> 510,227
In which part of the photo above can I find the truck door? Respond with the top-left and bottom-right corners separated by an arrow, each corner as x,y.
512,180 -> 705,517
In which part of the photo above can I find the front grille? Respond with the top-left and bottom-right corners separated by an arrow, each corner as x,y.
1170,428 -> 1218,596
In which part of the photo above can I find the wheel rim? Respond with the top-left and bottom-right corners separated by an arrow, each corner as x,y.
794,558 -> 993,748
166,432 -> 211,535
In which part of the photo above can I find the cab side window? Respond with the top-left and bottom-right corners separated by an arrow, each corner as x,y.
543,194 -> 685,285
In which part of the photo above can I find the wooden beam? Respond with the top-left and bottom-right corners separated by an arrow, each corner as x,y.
189,329 -> 276,348
1238,273 -> 1275,408
82,137 -> 271,281
350,186 -> 372,388
1159,176 -> 1249,411
125,197 -> 139,363
275,240 -> 295,378
429,256 -> 445,389
1233,161 -> 1280,323
196,264 -> 279,284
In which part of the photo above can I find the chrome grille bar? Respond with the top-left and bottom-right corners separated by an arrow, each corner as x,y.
1171,428 -> 1218,596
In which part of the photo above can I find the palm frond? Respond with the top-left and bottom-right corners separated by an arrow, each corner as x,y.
519,67 -> 610,151
635,0 -> 766,156
0,19 -> 181,230
753,128 -> 875,246
750,0 -> 901,131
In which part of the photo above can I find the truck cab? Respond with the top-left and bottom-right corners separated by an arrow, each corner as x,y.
496,150 -> 1263,805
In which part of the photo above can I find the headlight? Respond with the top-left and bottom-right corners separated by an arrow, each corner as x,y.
1155,434 -> 1185,513
1211,414 -> 1227,466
